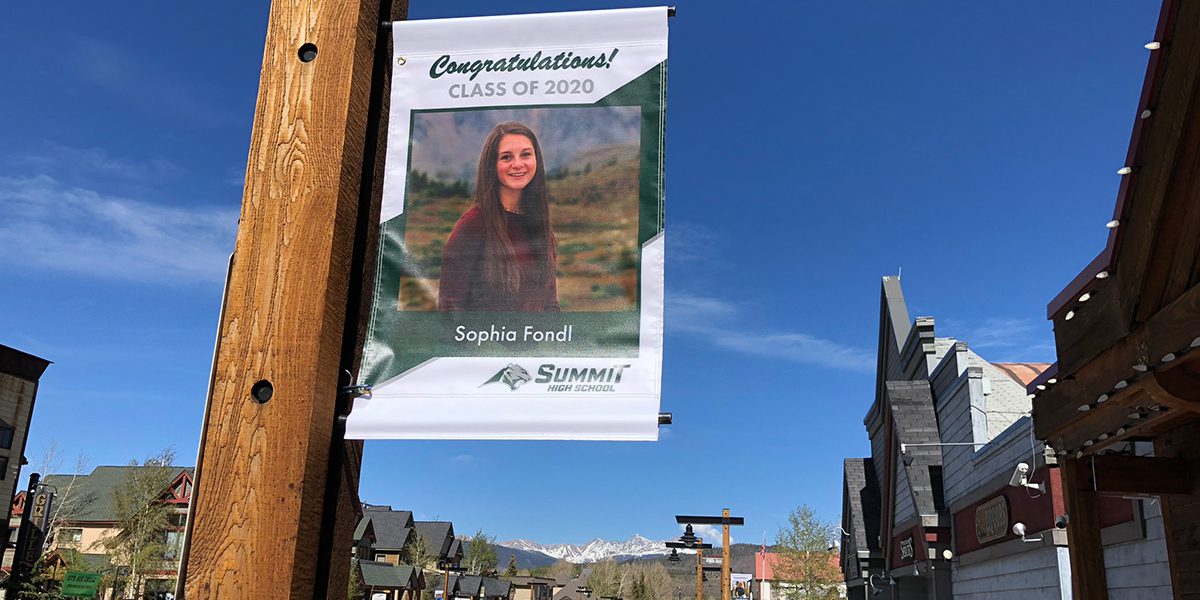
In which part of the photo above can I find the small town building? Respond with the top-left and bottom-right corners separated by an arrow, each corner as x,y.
354,559 -> 424,600
0,344 -> 50,575
359,506 -> 415,564
840,278 -> 1172,599
509,575 -> 555,600
6,464 -> 193,599
754,550 -> 841,600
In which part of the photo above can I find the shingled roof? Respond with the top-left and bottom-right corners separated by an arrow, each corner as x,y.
357,559 -> 408,588
482,577 -> 512,598
414,521 -> 455,558
361,506 -> 414,552
887,380 -> 944,521
841,458 -> 881,553
42,465 -> 194,523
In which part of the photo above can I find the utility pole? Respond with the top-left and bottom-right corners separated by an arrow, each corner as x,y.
181,0 -> 406,598
7,473 -> 39,597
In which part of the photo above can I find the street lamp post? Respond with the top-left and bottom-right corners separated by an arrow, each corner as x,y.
667,530 -> 711,600
438,560 -> 465,600
676,511 -> 744,600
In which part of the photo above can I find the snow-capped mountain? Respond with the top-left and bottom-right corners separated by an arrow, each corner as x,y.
500,535 -> 669,563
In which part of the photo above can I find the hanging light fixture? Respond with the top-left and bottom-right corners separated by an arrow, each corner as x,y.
679,524 -> 698,546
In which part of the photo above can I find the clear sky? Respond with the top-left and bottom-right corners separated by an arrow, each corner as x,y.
0,1 -> 1160,546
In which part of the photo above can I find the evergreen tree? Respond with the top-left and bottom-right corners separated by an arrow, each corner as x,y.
503,554 -> 518,579
347,563 -> 364,600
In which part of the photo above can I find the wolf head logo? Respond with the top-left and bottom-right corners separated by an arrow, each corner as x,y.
480,363 -> 532,391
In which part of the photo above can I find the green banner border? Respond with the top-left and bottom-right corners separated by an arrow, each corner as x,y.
361,62 -> 666,386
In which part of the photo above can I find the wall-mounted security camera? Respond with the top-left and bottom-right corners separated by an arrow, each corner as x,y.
1008,462 -> 1045,492
1013,522 -> 1042,543
1055,514 -> 1069,529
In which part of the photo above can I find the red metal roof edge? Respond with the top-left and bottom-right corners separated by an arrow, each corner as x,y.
1046,0 -> 1178,321
1025,362 -> 1059,395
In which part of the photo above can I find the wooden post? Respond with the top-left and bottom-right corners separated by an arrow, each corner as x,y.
182,0 -> 405,597
1060,458 -> 1108,600
721,509 -> 731,600
696,538 -> 704,600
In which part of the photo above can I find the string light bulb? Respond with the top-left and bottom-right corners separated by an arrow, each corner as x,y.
1145,41 -> 1161,50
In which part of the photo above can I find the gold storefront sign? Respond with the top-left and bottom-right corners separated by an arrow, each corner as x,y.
975,496 -> 1009,544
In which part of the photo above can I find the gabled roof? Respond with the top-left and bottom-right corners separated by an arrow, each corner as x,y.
415,521 -> 455,558
0,344 -> 51,381
360,506 -> 414,552
458,575 -> 484,596
354,516 -> 375,545
42,465 -> 194,523
395,565 -> 425,589
887,380 -> 944,520
842,458 -> 882,554
356,559 -> 422,589
482,577 -> 512,598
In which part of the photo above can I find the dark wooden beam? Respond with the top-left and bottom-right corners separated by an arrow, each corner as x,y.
1034,283 -> 1200,442
1061,458 -> 1109,600
1077,455 -> 1194,495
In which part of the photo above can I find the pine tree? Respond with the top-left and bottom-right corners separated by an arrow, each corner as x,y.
503,554 -> 518,579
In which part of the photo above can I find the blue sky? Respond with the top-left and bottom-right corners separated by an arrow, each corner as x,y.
0,1 -> 1159,545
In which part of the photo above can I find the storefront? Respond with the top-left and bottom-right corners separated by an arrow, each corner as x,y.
842,278 -> 1172,600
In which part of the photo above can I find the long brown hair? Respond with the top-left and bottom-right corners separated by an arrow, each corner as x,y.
474,121 -> 553,292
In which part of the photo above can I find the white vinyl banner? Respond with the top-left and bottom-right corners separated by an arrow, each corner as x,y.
347,8 -> 669,440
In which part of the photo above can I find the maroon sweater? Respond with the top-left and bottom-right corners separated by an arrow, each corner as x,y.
438,205 -> 560,312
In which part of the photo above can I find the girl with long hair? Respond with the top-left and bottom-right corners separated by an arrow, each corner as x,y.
438,121 -> 560,311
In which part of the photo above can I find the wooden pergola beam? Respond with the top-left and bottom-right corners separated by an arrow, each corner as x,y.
1061,458 -> 1108,600
1077,455 -> 1194,496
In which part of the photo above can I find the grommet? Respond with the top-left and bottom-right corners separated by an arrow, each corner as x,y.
298,43 -> 318,63
251,380 -> 274,404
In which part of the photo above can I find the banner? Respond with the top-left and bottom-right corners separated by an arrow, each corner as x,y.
732,573 -> 753,599
347,8 -> 669,440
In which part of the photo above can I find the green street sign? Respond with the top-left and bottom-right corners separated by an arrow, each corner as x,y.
61,571 -> 101,598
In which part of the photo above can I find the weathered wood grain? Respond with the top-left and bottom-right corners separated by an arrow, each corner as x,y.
183,0 -> 400,597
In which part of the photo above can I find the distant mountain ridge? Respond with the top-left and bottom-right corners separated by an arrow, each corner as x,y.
500,534 -> 670,564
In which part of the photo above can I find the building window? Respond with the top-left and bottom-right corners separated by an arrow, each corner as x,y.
0,423 -> 13,450
164,531 -> 183,560
61,528 -> 83,547
0,456 -> 8,480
